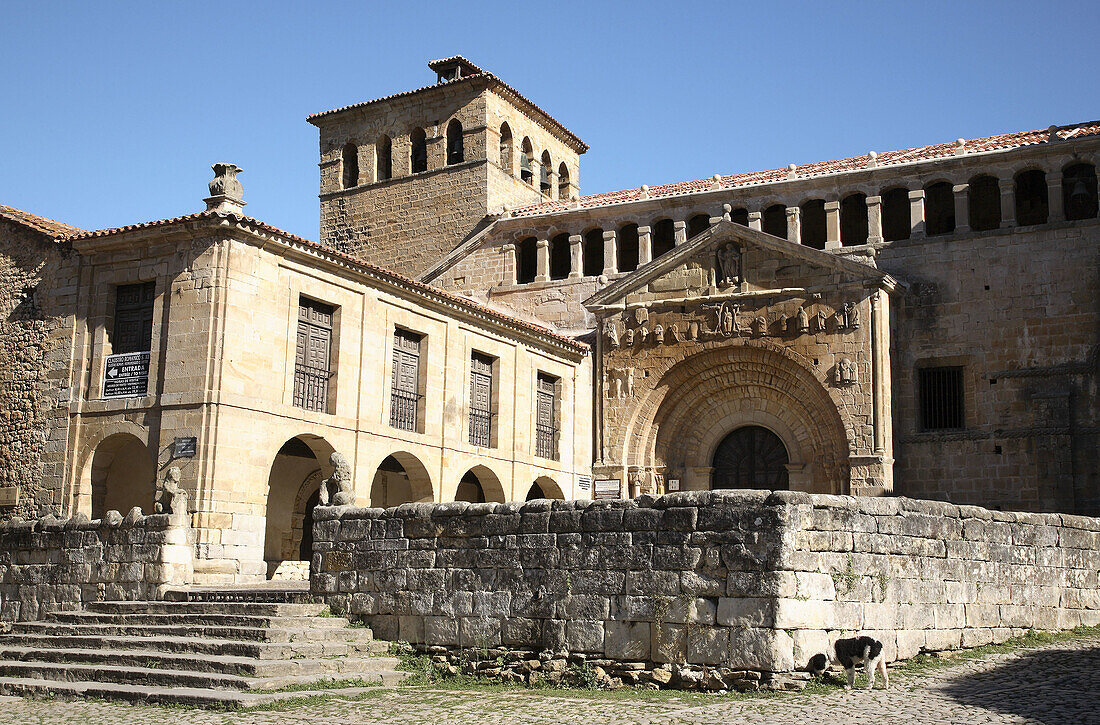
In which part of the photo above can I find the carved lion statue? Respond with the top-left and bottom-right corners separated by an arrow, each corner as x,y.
154,466 -> 188,520
318,452 -> 355,506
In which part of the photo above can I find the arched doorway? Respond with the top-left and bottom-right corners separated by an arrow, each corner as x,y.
369,453 -> 434,507
527,476 -> 565,500
90,433 -> 156,519
454,465 -> 505,503
456,471 -> 485,502
264,435 -> 333,579
711,426 -> 790,490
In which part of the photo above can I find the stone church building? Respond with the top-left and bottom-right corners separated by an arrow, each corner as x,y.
1,56 -> 1097,582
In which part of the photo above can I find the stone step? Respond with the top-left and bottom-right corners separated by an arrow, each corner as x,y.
11,621 -> 375,643
0,645 -> 400,678
0,676 -> 402,709
0,632 -> 383,660
86,600 -> 327,617
46,611 -> 351,629
166,586 -> 315,604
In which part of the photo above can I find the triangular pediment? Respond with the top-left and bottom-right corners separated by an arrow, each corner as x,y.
584,220 -> 897,310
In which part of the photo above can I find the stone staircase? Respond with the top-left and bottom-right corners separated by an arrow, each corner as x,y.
0,588 -> 405,707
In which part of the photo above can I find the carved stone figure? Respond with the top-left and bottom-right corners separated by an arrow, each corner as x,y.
603,319 -> 619,347
319,452 -> 355,506
797,306 -> 810,333
777,314 -> 789,334
634,308 -> 648,326
607,369 -> 621,399
716,243 -> 742,286
688,321 -> 700,340
204,163 -> 246,214
637,326 -> 649,343
653,324 -> 664,344
669,323 -> 682,343
835,357 -> 858,385
843,301 -> 860,329
752,315 -> 767,337
704,301 -> 739,337
813,308 -> 828,333
624,328 -> 634,345
154,467 -> 188,523
625,368 -> 635,397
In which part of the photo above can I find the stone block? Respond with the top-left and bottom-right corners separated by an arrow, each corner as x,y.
566,620 -> 605,652
398,615 -> 425,643
716,597 -> 774,628
605,620 -> 651,661
501,617 -> 540,646
424,616 -> 459,646
687,626 -> 729,665
459,617 -> 502,648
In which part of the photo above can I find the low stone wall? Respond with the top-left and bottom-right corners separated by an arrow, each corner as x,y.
311,491 -> 1100,689
0,509 -> 193,621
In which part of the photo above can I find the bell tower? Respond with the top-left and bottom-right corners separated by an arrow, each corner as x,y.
309,56 -> 587,277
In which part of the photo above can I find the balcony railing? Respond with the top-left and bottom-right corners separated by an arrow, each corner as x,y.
535,423 -> 559,460
293,363 -> 332,413
469,409 -> 492,447
390,387 -> 420,431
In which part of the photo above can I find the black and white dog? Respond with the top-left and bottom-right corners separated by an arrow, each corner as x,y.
808,636 -> 888,690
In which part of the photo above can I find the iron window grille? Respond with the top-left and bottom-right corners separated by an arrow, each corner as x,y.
918,366 -> 964,431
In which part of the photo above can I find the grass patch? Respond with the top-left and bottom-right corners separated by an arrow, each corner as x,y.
249,676 -> 383,693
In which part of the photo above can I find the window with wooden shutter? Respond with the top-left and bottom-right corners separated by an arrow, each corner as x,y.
469,352 -> 494,447
112,282 -> 155,354
535,373 -> 558,460
293,297 -> 334,413
390,329 -> 422,431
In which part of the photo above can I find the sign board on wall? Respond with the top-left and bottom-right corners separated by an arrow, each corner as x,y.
0,486 -> 20,507
102,351 -> 150,399
174,437 -> 197,458
577,476 -> 591,494
593,479 -> 621,500
667,479 -> 681,492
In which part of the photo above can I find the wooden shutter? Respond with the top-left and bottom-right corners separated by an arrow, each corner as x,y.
390,329 -> 421,430
113,282 -> 155,354
535,374 -> 558,459
469,353 -> 493,447
293,298 -> 334,412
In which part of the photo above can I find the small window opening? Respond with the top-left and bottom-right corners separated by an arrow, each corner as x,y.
549,233 -> 570,280
881,187 -> 911,241
499,123 -> 513,174
924,181 -> 955,236
799,199 -> 826,249
341,143 -> 359,189
446,119 -> 464,165
840,193 -> 868,245
1014,170 -> 1048,226
410,128 -> 428,173
540,151 -> 552,195
919,366 -> 964,431
728,208 -> 749,226
968,175 -> 1001,231
652,218 -> 675,258
583,229 -> 604,276
762,204 -> 787,238
375,135 -> 392,181
516,237 -> 538,284
557,163 -> 570,200
687,213 -> 710,240
1063,163 -> 1098,220
617,223 -> 639,273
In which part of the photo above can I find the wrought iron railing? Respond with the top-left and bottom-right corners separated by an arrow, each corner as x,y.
535,423 -> 559,460
390,387 -> 420,431
469,409 -> 492,447
293,363 -> 332,412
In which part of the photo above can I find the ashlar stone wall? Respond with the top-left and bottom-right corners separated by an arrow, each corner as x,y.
312,491 -> 1100,689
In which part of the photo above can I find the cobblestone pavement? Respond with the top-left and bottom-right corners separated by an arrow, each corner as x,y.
1,634 -> 1097,725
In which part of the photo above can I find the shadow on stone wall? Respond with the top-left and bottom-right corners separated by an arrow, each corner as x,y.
939,645 -> 1100,722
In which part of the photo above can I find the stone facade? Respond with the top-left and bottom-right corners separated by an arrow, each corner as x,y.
311,491 -> 1100,687
0,508 -> 193,621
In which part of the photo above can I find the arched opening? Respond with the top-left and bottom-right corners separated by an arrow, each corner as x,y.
375,135 -> 392,182
799,199 -> 826,249
1064,163 -> 1098,220
968,174 -> 1001,231
540,151 -> 552,196
264,435 -> 335,579
557,163 -> 570,200
840,193 -> 868,246
924,181 -> 955,236
89,433 -> 156,519
652,218 -> 675,258
499,123 -> 513,174
527,476 -> 564,500
729,208 -> 749,226
687,213 -> 710,240
369,453 -> 433,507
1014,169 -> 1048,226
520,138 -> 534,184
881,187 -> 911,241
341,143 -> 359,189
516,237 -> 538,284
711,426 -> 790,490
549,233 -> 571,280
618,223 -> 639,273
583,228 -> 604,277
762,204 -> 787,238
446,119 -> 464,165
455,465 -> 505,503
410,128 -> 428,173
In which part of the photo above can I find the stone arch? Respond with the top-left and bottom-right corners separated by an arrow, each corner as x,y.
88,432 -> 156,520
446,119 -> 464,165
1063,161 -> 1098,220
528,476 -> 564,500
557,162 -> 570,199
499,123 -> 514,174
369,451 -> 434,507
540,150 -> 552,195
623,343 -> 850,493
455,464 -> 506,503
341,142 -> 359,189
263,434 -> 336,576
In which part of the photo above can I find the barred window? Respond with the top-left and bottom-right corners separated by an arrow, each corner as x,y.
112,282 -> 155,354
390,329 -> 422,431
919,366 -> 964,431
535,373 -> 559,460
469,352 -> 494,447
294,297 -> 335,413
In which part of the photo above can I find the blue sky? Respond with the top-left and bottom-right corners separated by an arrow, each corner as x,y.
2,1 -> 1096,240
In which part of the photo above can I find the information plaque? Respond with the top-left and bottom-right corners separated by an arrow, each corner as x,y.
593,479 -> 621,500
102,351 -> 150,399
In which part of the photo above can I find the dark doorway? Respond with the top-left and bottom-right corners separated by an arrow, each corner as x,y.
711,426 -> 789,490
298,488 -> 320,561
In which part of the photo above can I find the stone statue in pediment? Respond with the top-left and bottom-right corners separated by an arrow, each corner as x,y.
716,243 -> 742,287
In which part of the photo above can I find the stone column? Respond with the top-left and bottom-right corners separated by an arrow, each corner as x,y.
1047,171 -> 1065,222
547,168 -> 559,200
909,189 -> 926,238
953,184 -> 970,233
866,195 -> 884,243
602,229 -> 618,276
999,178 -> 1016,228
502,243 -> 517,285
673,220 -> 687,246
748,211 -> 762,231
786,206 -> 801,244
535,238 -> 550,282
568,234 -> 583,278
825,200 -> 841,249
637,225 -> 652,265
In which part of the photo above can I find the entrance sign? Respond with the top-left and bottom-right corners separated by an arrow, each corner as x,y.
174,437 -> 198,458
594,479 -> 621,500
103,351 -> 151,399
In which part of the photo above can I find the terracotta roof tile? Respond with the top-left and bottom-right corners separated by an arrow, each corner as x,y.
0,204 -> 85,239
510,121 -> 1100,218
69,211 -> 588,354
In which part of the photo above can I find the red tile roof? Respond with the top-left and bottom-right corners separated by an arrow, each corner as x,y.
0,204 -> 85,238
509,121 -> 1100,218
69,211 -> 588,355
